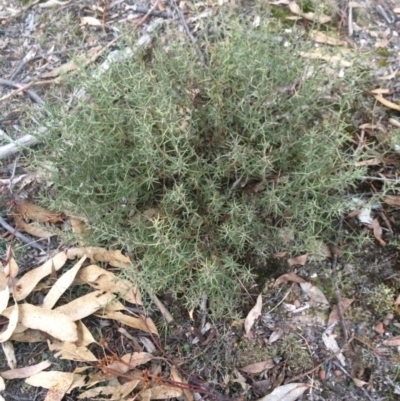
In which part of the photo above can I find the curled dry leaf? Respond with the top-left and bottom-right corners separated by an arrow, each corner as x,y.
383,195 -> 400,207
328,298 -> 353,326
273,273 -> 305,287
0,284 -> 9,315
48,341 -> 98,362
75,265 -> 142,305
240,360 -> 274,374
256,383 -> 309,401
13,201 -> 62,224
244,294 -> 263,338
322,331 -> 346,366
25,371 -> 76,389
69,216 -> 90,238
2,303 -> 77,342
2,341 -> 16,369
42,256 -> 86,309
0,302 -> 18,343
77,380 -> 140,400
67,247 -> 131,268
108,352 -> 153,375
1,360 -> 51,379
14,214 -> 54,239
383,336 -> 400,346
139,385 -> 183,400
373,94 -> 400,112
352,378 -> 368,388
14,252 -> 67,301
54,290 -> 116,321
170,366 -> 193,401
76,321 -> 96,347
96,311 -> 158,335
4,257 -> 18,279
287,254 -> 308,267
10,328 -> 48,343
300,282 -> 329,305
80,16 -> 102,26
371,218 -> 386,246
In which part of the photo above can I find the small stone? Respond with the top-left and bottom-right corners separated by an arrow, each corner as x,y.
294,299 -> 301,308
319,369 -> 327,381
334,370 -> 343,377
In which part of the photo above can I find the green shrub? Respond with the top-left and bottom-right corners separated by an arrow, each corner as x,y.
33,15 -> 365,315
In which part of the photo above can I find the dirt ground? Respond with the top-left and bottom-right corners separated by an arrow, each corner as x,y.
2,0 -> 400,400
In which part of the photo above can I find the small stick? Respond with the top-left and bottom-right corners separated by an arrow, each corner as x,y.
0,78 -> 45,105
167,0 -> 206,64
286,336 -> 354,383
0,82 -> 33,103
0,216 -> 45,253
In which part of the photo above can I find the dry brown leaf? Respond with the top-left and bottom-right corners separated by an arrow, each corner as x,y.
0,284 -> 9,315
355,158 -> 381,167
310,30 -> 346,46
13,201 -> 62,224
2,303 -> 77,342
14,214 -> 54,239
139,385 -> 183,400
42,256 -> 86,309
328,298 -> 353,326
41,61 -> 79,79
14,252 -> 67,301
371,218 -> 386,246
240,360 -> 274,374
299,51 -> 352,67
170,366 -> 193,401
300,283 -> 329,305
370,88 -> 391,94
288,1 -> 331,24
76,321 -> 96,347
273,273 -> 306,287
1,360 -> 51,379
257,383 -> 309,401
373,94 -> 400,111
80,16 -> 102,26
48,341 -> 98,362
67,247 -> 131,268
54,290 -> 116,321
44,374 -> 75,401
0,302 -> 19,343
383,195 -> 400,207
10,328 -> 48,343
69,217 -> 90,238
4,257 -> 19,280
287,254 -> 308,267
2,341 -> 16,369
96,311 -> 159,335
77,380 -> 140,400
75,265 -> 142,304
108,352 -> 153,374
383,336 -> 400,346
378,69 -> 398,80
26,371 -> 76,389
244,294 -> 262,338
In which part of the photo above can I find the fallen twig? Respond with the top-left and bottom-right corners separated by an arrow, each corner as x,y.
0,78 -> 45,105
129,5 -> 174,18
0,82 -> 33,103
0,134 -> 39,160
0,216 -> 45,253
167,0 -> 207,64
286,336 -> 354,383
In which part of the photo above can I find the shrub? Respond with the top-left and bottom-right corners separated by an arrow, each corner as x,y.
33,14 -> 365,315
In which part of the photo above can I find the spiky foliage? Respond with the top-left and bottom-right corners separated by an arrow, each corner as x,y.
33,15 -> 366,315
